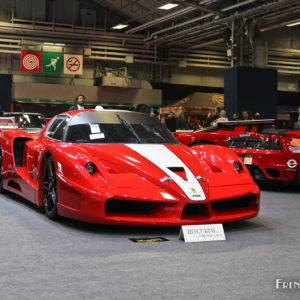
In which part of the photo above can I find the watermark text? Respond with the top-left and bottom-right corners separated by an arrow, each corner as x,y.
276,279 -> 300,289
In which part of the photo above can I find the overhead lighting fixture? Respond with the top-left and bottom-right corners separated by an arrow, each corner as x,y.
112,24 -> 128,30
286,21 -> 300,27
158,3 -> 179,10
43,42 -> 65,46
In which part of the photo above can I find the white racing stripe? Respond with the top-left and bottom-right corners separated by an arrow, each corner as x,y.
126,144 -> 206,201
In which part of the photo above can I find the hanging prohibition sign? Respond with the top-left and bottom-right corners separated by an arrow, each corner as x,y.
66,57 -> 81,72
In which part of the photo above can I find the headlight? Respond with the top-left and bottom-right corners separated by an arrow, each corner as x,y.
233,161 -> 243,173
86,162 -> 96,175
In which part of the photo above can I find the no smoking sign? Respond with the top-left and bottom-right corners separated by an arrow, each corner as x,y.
66,57 -> 80,72
64,54 -> 83,75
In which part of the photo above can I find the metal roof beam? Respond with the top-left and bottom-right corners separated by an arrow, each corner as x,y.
126,6 -> 196,34
145,0 -> 300,46
182,0 -> 225,16
144,0 -> 258,42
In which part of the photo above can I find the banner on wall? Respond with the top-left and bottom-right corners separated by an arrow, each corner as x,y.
42,53 -> 62,74
21,51 -> 42,73
63,54 -> 83,75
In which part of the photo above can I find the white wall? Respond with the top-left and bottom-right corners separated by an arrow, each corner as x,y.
13,82 -> 162,105
163,66 -> 225,88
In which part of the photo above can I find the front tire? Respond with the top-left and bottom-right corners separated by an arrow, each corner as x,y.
43,156 -> 59,219
295,168 -> 300,191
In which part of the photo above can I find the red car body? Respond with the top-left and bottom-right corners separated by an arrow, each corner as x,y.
227,120 -> 300,186
0,110 -> 260,225
174,120 -> 275,147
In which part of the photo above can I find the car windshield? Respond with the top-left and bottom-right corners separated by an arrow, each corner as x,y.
64,111 -> 179,144
4,113 -> 47,129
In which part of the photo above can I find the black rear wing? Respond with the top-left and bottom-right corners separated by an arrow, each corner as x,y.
217,119 -> 295,131
217,119 -> 275,128
217,119 -> 275,132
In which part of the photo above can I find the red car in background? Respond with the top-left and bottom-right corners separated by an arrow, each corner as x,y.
0,112 -> 47,132
227,120 -> 300,187
174,119 -> 275,147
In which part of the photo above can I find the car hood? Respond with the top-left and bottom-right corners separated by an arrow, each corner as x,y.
77,143 -> 208,201
190,145 -> 254,187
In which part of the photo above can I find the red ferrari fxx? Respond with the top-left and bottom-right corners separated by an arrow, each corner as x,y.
228,120 -> 300,187
174,119 -> 275,147
0,110 -> 260,225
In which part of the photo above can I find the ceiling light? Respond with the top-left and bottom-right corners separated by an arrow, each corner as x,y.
286,21 -> 300,27
43,42 -> 65,46
112,24 -> 128,30
158,3 -> 179,10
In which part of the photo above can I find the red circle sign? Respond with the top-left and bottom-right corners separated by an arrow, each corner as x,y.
66,57 -> 80,72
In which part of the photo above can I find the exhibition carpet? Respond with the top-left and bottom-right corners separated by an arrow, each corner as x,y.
0,186 -> 299,300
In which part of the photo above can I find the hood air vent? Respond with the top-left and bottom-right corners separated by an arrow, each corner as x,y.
168,167 -> 187,181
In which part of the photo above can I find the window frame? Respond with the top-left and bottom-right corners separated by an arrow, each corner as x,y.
45,115 -> 70,141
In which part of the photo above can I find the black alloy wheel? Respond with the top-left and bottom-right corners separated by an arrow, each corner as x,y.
43,156 -> 59,219
295,168 -> 300,191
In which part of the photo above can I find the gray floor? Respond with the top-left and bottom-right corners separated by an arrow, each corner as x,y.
0,186 -> 299,300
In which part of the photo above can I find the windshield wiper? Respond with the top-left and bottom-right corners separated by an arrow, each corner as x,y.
116,114 -> 141,143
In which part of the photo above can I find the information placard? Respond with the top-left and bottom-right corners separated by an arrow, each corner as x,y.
179,224 -> 226,242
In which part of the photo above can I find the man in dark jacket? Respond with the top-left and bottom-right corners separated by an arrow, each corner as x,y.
206,106 -> 221,125
176,112 -> 187,130
166,111 -> 177,132
69,94 -> 86,111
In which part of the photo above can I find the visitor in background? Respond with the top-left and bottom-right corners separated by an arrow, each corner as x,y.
232,112 -> 239,120
176,112 -> 187,130
160,114 -> 166,126
206,106 -> 221,125
69,94 -> 86,111
216,109 -> 229,123
135,104 -> 151,115
242,110 -> 253,120
187,115 -> 202,130
254,112 -> 261,119
165,111 -> 176,132
150,109 -> 159,119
